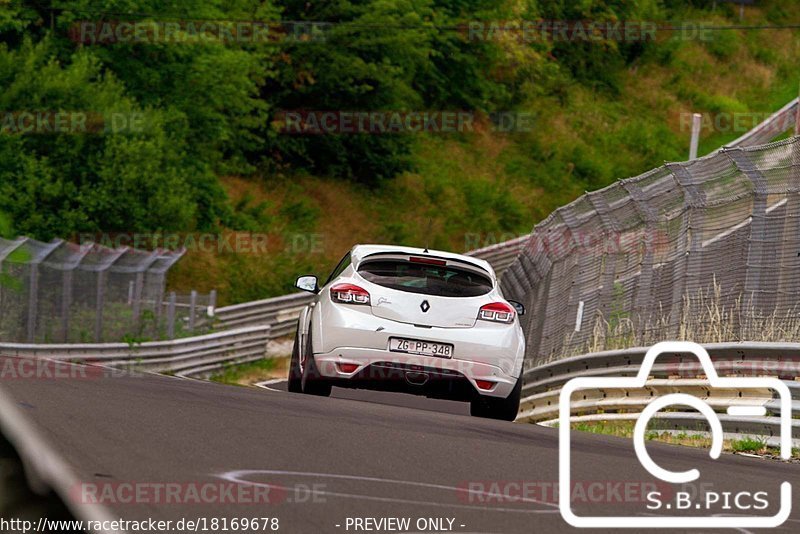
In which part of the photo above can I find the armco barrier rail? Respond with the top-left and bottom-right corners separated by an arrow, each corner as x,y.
211,292 -> 313,333
725,97 -> 799,149
515,342 -> 800,447
0,325 -> 271,378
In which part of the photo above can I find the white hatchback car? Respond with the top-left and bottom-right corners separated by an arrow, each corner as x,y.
289,244 -> 526,421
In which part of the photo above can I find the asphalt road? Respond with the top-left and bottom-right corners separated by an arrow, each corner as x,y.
2,355 -> 800,534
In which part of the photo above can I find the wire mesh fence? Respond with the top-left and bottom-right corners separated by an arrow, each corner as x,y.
502,136 -> 800,368
0,238 -> 210,343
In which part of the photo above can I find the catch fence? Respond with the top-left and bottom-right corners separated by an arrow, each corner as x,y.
0,238 -> 202,343
502,137 -> 800,366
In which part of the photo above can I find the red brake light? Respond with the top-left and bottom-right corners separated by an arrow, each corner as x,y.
478,302 -> 515,324
410,256 -> 447,266
338,363 -> 360,374
475,379 -> 495,391
331,283 -> 370,305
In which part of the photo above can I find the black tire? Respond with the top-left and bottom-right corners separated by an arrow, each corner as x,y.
288,326 -> 303,393
470,375 -> 522,421
301,326 -> 332,397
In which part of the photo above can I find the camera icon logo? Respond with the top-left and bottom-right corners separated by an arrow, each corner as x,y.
558,341 -> 792,528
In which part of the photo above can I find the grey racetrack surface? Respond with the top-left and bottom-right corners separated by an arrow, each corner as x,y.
2,356 -> 799,533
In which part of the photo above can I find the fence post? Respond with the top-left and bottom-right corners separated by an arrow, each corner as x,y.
726,148 -> 770,312
621,179 -> 659,339
94,270 -> 106,342
167,292 -> 176,339
61,269 -> 72,342
689,113 -> 702,160
131,251 -> 160,334
26,240 -> 63,343
559,205 -> 592,351
208,289 -> 217,317
795,84 -> 800,136
94,246 -> 128,342
778,138 -> 800,310
586,191 -> 621,328
665,163 -> 706,332
188,290 -> 197,333
26,263 -> 38,343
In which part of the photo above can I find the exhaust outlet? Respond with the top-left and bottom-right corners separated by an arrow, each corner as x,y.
405,371 -> 429,386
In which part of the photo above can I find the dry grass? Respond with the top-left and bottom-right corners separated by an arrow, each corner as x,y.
572,420 -> 798,457
563,278 -> 800,359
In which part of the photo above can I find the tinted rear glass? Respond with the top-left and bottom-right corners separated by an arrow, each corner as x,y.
358,260 -> 492,297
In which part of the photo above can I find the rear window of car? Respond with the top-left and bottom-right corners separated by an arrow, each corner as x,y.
357,259 -> 493,297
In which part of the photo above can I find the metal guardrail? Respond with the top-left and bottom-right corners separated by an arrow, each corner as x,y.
210,292 -> 313,334
724,97 -> 799,149
0,325 -> 271,378
516,342 -> 800,447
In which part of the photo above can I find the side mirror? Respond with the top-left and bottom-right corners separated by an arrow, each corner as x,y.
508,300 -> 525,316
295,275 -> 319,294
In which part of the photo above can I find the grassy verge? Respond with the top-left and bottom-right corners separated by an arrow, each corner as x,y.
571,420 -> 799,459
208,358 -> 287,387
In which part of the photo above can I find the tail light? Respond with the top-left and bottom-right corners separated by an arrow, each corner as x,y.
475,379 -> 495,391
337,363 -> 360,374
478,302 -> 515,324
331,283 -> 370,305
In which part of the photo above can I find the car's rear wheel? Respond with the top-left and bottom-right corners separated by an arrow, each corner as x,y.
301,326 -> 332,397
288,324 -> 303,393
470,375 -> 521,421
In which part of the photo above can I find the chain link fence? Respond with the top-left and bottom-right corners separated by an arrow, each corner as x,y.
502,136 -> 800,367
0,237 -> 207,343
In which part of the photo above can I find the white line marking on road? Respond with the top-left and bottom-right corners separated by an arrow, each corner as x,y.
255,378 -> 287,392
216,469 -> 559,514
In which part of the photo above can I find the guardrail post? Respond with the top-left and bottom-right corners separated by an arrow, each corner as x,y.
167,292 -> 176,339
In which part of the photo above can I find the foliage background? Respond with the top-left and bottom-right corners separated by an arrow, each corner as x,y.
1,0 -> 799,303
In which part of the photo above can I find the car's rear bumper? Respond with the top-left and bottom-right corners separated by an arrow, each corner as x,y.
312,347 -> 518,399
312,302 -> 525,378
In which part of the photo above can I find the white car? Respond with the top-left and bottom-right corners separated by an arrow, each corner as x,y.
289,244 -> 526,421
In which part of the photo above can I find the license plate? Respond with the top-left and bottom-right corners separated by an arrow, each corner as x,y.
389,337 -> 453,358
